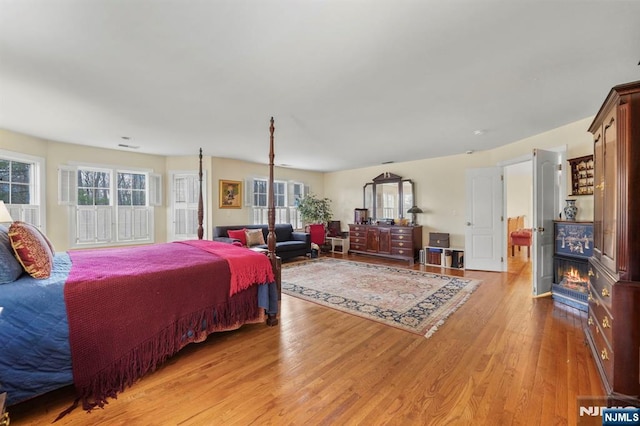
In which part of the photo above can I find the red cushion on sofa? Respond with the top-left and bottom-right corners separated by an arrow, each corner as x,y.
227,228 -> 247,246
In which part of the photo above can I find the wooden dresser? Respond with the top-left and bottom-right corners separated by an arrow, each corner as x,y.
348,224 -> 422,265
585,80 -> 640,405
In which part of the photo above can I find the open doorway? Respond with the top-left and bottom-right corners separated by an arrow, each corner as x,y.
504,161 -> 533,278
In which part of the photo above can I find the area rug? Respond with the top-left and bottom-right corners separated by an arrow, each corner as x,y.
281,258 -> 481,338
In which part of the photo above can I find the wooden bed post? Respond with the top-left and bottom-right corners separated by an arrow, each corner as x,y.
267,117 -> 280,326
197,148 -> 204,240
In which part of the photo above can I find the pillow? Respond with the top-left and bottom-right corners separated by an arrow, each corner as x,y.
227,228 -> 247,246
8,221 -> 54,279
0,224 -> 23,284
245,228 -> 266,247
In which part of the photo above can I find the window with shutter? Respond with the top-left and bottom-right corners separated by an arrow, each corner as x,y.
66,165 -> 158,247
0,150 -> 45,229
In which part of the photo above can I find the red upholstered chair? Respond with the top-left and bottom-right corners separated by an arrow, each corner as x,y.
309,224 -> 326,246
510,229 -> 532,257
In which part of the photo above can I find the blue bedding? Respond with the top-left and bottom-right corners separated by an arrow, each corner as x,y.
0,253 -> 73,406
0,251 -> 277,407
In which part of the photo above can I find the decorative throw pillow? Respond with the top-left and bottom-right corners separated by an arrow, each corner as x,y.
227,228 -> 247,246
0,224 -> 23,284
245,228 -> 266,247
8,221 -> 54,279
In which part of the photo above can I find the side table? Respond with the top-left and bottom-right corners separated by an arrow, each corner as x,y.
327,237 -> 350,253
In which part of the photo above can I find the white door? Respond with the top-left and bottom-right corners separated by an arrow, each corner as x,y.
465,167 -> 504,271
532,149 -> 561,296
168,171 -> 206,241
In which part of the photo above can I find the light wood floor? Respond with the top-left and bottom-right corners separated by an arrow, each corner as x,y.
8,250 -> 603,425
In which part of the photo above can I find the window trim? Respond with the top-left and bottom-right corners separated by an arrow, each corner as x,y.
0,149 -> 46,231
61,162 -> 157,248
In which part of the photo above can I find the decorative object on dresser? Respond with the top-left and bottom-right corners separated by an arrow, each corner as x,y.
563,199 -> 578,221
552,221 -> 593,312
585,80 -> 640,406
568,154 -> 594,195
354,208 -> 369,225
407,205 -> 423,226
349,223 -> 422,266
363,172 -> 414,223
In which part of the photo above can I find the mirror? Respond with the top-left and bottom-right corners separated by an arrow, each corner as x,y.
362,172 -> 414,222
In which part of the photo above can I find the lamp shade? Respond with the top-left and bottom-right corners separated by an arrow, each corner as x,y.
0,201 -> 13,223
407,206 -> 423,214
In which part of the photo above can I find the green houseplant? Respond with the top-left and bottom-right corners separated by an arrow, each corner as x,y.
297,193 -> 333,226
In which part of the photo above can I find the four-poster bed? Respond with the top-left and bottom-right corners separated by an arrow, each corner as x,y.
0,118 -> 281,412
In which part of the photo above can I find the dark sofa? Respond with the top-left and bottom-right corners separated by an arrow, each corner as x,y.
213,224 -> 310,261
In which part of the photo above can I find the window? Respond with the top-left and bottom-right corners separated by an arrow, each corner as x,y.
0,150 -> 44,229
60,165 -> 159,247
247,178 -> 306,228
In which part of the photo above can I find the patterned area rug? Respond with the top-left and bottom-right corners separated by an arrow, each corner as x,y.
282,258 -> 481,338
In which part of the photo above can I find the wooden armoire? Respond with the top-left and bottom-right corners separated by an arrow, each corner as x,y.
586,80 -> 640,404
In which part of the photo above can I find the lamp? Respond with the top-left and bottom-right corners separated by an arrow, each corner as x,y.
0,201 -> 13,224
407,205 -> 423,226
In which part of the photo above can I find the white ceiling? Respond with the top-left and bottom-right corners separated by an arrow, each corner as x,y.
1,0 -> 638,172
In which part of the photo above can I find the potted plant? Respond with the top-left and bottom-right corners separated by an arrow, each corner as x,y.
297,193 -> 333,226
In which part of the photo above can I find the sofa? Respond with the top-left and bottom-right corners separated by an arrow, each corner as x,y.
213,224 -> 311,261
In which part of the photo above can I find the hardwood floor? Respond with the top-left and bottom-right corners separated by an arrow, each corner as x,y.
8,251 -> 603,425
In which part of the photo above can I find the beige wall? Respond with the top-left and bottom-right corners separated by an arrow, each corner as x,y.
323,117 -> 596,248
2,115 -> 596,251
1,129 -> 323,249
165,155 -> 324,239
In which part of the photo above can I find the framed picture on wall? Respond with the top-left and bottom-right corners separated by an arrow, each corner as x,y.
219,179 -> 242,208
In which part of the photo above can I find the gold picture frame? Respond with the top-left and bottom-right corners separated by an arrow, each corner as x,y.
219,179 -> 242,208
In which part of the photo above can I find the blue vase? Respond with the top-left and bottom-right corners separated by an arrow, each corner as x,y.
563,199 -> 578,221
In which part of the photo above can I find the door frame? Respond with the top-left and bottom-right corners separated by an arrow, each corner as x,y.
496,146 -> 567,294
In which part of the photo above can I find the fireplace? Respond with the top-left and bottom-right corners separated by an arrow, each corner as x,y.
554,256 -> 589,294
552,221 -> 593,312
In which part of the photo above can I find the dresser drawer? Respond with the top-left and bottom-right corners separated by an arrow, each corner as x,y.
350,243 -> 366,252
349,225 -> 366,233
391,247 -> 414,258
390,227 -> 413,237
588,295 -> 613,348
587,315 -> 614,387
350,236 -> 365,246
588,259 -> 614,311
391,239 -> 412,250
350,230 -> 366,239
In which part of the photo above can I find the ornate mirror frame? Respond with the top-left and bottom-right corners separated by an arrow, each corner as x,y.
363,172 -> 414,221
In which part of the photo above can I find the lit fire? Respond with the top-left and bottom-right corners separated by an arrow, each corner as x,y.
560,266 -> 589,291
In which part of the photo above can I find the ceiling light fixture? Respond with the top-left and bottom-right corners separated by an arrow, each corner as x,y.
466,150 -> 474,154
118,143 -> 140,149
473,130 -> 484,136
382,161 -> 394,164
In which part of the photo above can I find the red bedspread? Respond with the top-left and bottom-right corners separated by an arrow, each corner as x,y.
63,241 -> 269,411
178,240 -> 275,295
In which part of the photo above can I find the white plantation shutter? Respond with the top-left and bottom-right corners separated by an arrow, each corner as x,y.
171,172 -> 202,240
244,178 -> 253,207
118,207 -> 151,241
58,165 -> 77,205
149,173 -> 162,206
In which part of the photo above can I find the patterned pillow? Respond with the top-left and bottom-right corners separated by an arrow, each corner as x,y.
0,224 -> 23,284
227,228 -> 247,246
8,221 -> 54,279
245,228 -> 266,247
